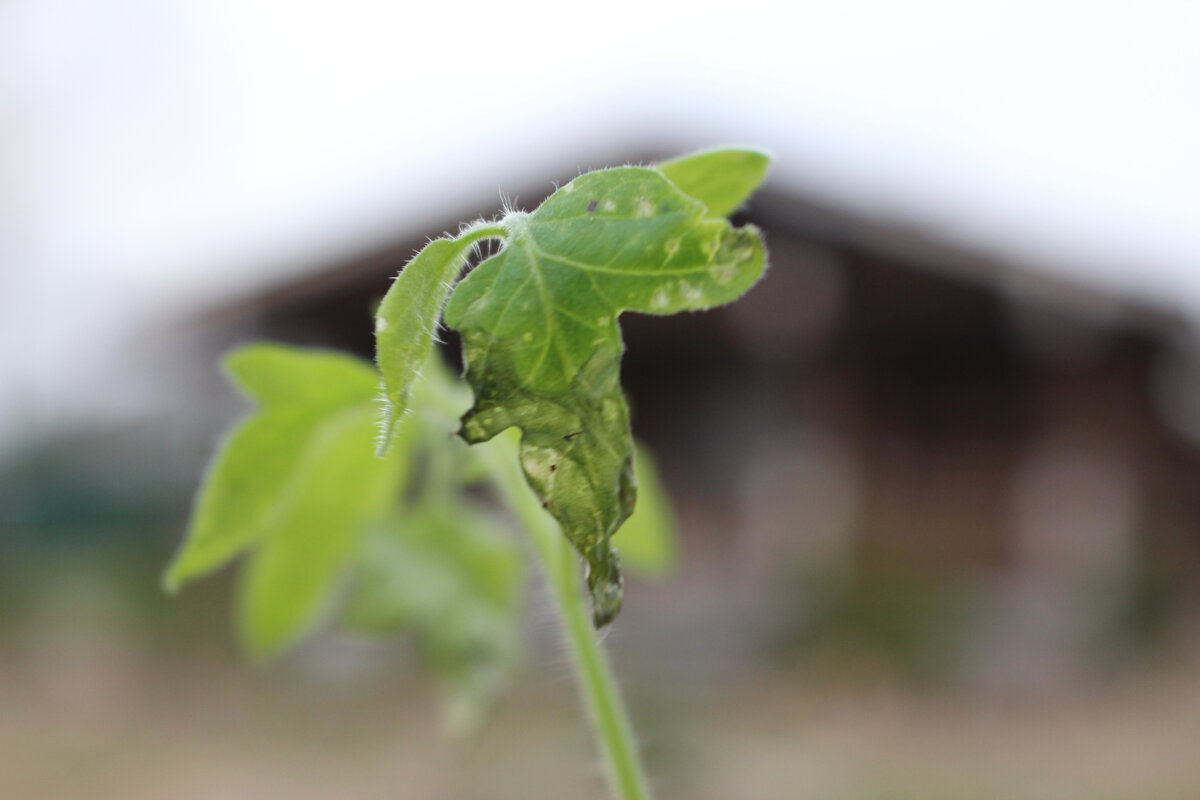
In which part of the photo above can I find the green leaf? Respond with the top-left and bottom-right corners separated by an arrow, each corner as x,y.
225,343 -> 380,408
345,504 -> 522,733
407,344 -> 476,428
614,444 -> 677,576
164,407 -> 330,591
345,505 -> 521,636
163,345 -> 382,592
236,405 -> 412,658
445,165 -> 766,625
166,344 -> 416,658
375,223 -> 504,453
657,147 -> 771,218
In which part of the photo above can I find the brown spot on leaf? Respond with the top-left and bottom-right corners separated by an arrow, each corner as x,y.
587,199 -> 599,212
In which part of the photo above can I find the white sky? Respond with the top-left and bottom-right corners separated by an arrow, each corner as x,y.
2,0 -> 1199,446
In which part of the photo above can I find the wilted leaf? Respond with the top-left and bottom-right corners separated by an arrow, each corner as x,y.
445,165 -> 767,625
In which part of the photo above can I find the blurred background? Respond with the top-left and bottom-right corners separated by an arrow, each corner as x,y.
3,1 -> 1200,798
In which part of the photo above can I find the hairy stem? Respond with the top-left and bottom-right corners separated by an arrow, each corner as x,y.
481,435 -> 653,800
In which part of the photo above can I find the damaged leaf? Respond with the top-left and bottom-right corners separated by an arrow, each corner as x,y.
444,163 -> 767,624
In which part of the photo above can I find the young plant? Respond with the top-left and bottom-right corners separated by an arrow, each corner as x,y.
165,147 -> 770,800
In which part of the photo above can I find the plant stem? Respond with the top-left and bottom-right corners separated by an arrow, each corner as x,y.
482,436 -> 654,800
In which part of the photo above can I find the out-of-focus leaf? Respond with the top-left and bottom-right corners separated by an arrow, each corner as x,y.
657,147 -> 771,218
345,505 -> 520,634
237,406 -> 411,658
166,344 -> 415,658
345,504 -> 522,729
225,343 -> 380,409
407,344 -> 475,428
614,444 -> 678,576
163,345 -> 382,592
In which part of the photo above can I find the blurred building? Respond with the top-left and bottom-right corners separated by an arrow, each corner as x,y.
174,154 -> 1200,680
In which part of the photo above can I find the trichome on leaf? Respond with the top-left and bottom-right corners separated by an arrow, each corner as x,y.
376,148 -> 770,625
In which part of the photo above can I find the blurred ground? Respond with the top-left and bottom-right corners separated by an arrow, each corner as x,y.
1,558 -> 1197,800
2,649 -> 1198,800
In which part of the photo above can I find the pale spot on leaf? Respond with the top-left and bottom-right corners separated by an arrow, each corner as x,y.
710,260 -> 740,285
443,163 -> 767,626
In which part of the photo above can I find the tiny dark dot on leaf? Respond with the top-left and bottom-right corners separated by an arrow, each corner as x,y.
563,431 -> 582,441
541,501 -> 550,510
587,199 -> 599,212
550,464 -> 558,472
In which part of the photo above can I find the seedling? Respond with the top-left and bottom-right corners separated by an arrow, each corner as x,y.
165,147 -> 770,800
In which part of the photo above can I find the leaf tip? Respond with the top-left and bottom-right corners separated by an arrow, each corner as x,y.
161,547 -> 199,595
657,146 -> 773,218
586,552 -> 624,628
160,568 -> 182,595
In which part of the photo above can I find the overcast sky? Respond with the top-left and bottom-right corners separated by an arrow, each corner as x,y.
3,0 -> 1199,446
